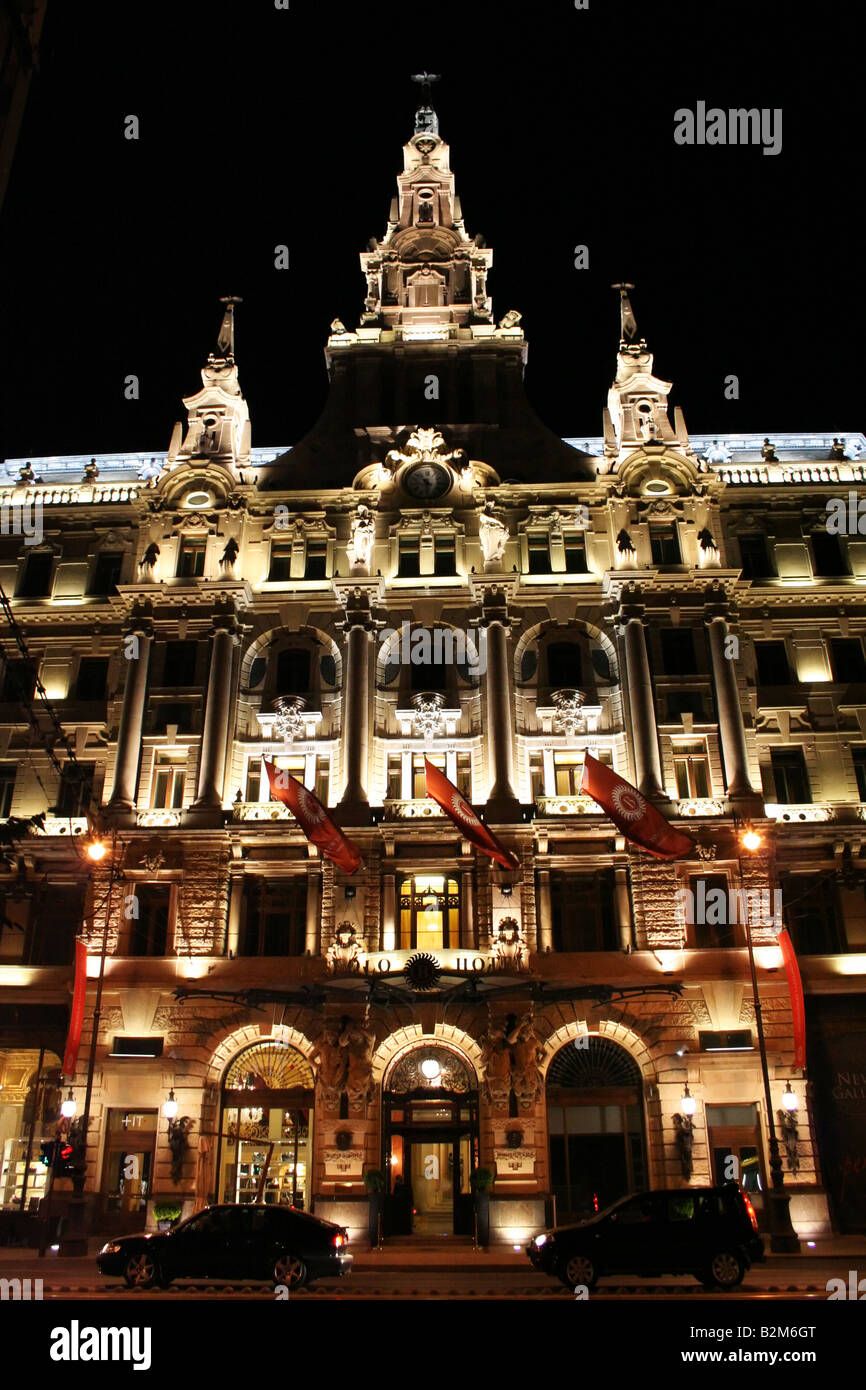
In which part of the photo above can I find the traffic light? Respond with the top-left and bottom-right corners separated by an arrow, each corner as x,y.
55,1142 -> 76,1178
38,1141 -> 57,1168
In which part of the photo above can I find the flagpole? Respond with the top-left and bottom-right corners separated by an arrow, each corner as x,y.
732,813 -> 799,1254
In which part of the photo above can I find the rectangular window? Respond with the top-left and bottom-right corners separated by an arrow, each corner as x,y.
660,628 -> 698,675
16,551 -> 53,598
852,748 -> 866,801
811,531 -> 847,577
397,539 -> 420,578
127,883 -> 171,957
89,552 -> 123,596
74,657 -> 109,701
433,535 -> 456,576
529,752 -> 544,803
412,752 -> 446,800
0,763 -> 15,817
649,524 -> 680,566
268,541 -> 293,582
553,752 -> 584,797
398,874 -> 460,951
155,702 -> 193,734
830,638 -> 866,683
239,877 -> 307,956
755,640 -> 791,685
780,873 -> 846,954
162,640 -> 198,687
687,873 -> 738,948
527,534 -> 550,574
26,884 -> 84,966
387,755 -> 402,801
246,758 -> 262,802
56,763 -> 95,818
151,753 -> 186,809
550,870 -> 617,951
177,539 -> 206,578
1,660 -> 36,702
770,748 -> 810,804
304,540 -> 328,580
673,742 -> 710,799
563,533 -> 588,574
738,533 -> 775,580
276,648 -> 311,696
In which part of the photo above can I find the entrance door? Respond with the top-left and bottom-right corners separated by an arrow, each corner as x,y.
401,1134 -> 473,1236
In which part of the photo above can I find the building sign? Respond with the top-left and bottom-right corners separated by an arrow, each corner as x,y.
494,1148 -> 535,1177
363,950 -> 495,975
322,1148 -> 364,1178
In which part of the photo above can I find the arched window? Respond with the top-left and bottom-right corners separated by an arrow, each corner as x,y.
546,641 -> 583,689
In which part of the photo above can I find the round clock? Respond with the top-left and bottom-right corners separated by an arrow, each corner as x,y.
403,462 -> 452,500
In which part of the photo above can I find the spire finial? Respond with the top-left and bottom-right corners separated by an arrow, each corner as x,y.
410,71 -> 441,135
611,283 -> 639,345
216,295 -> 243,359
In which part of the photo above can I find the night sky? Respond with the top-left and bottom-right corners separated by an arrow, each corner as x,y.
0,1 -> 859,463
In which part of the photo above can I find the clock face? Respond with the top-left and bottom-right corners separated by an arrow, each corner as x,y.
403,463 -> 452,500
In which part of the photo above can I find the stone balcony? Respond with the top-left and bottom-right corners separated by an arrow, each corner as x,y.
230,801 -> 292,823
763,803 -> 834,823
136,809 -> 183,828
383,798 -> 445,821
534,795 -> 598,816
676,798 -> 726,817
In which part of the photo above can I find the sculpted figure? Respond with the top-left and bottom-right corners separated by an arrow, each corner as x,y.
478,501 -> 508,566
312,1022 -> 347,1103
340,1019 -> 375,1107
348,504 -> 376,571
479,1021 -> 512,1108
508,1014 -> 544,1109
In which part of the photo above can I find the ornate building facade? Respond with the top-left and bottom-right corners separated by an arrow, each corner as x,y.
1,96 -> 864,1243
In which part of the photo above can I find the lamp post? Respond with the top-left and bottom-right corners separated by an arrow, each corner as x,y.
59,830 -> 121,1256
732,814 -> 800,1253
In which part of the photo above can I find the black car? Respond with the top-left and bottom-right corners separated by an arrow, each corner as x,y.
526,1183 -> 764,1290
97,1203 -> 353,1289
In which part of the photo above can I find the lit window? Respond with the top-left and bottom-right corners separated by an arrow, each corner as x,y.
151,753 -> 186,810
177,538 -> 206,578
398,875 -> 460,950
672,742 -> 710,799
554,752 -> 584,797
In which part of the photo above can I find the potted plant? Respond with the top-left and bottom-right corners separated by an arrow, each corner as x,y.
153,1201 -> 182,1232
363,1168 -> 385,1246
470,1166 -> 495,1247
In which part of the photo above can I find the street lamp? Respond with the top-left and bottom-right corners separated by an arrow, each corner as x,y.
59,829 -> 123,1256
162,1089 -> 179,1121
60,1089 -> 77,1119
733,814 -> 800,1253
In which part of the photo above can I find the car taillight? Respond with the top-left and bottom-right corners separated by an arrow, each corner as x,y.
744,1196 -> 759,1232
332,1232 -> 346,1248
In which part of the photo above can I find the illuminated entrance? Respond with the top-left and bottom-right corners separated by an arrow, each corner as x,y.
383,1043 -> 479,1236
216,1041 -> 315,1210
546,1037 -> 647,1222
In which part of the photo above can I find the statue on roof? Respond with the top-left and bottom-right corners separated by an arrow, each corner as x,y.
411,71 -> 440,135
216,296 -> 242,359
612,282 -> 639,344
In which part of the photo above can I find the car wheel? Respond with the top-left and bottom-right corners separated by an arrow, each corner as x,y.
123,1251 -> 160,1289
559,1252 -> 599,1291
273,1253 -> 307,1290
703,1251 -> 745,1289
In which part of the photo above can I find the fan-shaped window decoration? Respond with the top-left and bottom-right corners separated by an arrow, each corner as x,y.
248,656 -> 267,689
224,1041 -> 315,1092
591,647 -> 613,683
387,1043 -> 475,1095
547,1037 -> 641,1091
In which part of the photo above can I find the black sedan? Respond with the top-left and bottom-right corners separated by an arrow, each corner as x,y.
97,1203 -> 353,1289
527,1184 -> 764,1290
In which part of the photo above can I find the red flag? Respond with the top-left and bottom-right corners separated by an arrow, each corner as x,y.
263,759 -> 362,874
777,927 -> 806,1068
63,938 -> 88,1078
424,759 -> 519,871
580,753 -> 696,860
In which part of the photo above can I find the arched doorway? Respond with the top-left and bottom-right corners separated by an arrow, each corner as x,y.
215,1039 -> 315,1210
382,1042 -> 479,1237
546,1036 -> 648,1222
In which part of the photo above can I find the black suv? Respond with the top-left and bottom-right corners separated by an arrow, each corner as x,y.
526,1184 -> 764,1290
97,1203 -> 352,1289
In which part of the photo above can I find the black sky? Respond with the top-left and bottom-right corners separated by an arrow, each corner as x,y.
0,1 -> 859,462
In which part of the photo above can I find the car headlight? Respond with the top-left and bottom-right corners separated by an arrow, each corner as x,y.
100,1242 -> 122,1255
532,1233 -> 548,1248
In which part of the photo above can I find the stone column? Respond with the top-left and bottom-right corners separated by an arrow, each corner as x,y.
706,613 -> 755,798
192,611 -> 239,814
382,872 -> 396,952
337,616 -> 372,822
226,878 -> 243,956
614,867 -> 633,951
536,868 -> 553,952
108,621 -> 153,811
622,613 -> 665,799
481,600 -> 520,820
460,866 -> 475,949
305,871 -> 320,956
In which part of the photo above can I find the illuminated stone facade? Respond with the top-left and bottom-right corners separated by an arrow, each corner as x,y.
1,99 -> 864,1241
